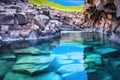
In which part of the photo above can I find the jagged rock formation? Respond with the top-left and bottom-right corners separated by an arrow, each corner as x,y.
83,0 -> 120,43
0,2 -> 62,42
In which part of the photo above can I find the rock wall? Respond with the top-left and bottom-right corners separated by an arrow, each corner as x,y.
83,0 -> 120,43
0,2 -> 62,42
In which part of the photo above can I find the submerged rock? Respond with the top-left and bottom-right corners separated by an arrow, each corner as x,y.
1,53 -> 16,61
61,70 -> 88,80
13,47 -> 50,55
12,55 -> 54,76
85,54 -> 102,65
57,64 -> 85,74
87,69 -> 97,74
95,47 -> 118,55
56,60 -> 75,66
4,72 -> 61,80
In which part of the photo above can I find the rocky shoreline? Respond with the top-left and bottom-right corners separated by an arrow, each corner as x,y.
0,0 -> 120,44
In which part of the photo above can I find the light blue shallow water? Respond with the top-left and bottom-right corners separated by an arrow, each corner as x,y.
48,0 -> 84,6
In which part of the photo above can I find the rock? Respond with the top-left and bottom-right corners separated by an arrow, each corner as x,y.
0,60 -> 15,80
109,32 -> 120,44
0,14 -> 14,25
57,64 -> 85,74
61,70 -> 88,80
51,54 -> 69,60
68,52 -> 84,60
56,60 -> 75,66
1,53 -> 16,61
13,47 -> 50,55
85,54 -> 102,65
95,47 -> 118,55
12,55 -> 54,76
96,1 -> 104,11
110,60 -> 120,69
4,72 -> 61,80
28,30 -> 38,40
34,15 -> 49,29
87,69 -> 97,74
15,13 -> 27,25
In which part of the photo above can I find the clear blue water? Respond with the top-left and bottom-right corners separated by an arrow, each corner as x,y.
0,32 -> 120,80
48,0 -> 84,6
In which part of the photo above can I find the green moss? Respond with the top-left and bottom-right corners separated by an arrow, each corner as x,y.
28,0 -> 84,12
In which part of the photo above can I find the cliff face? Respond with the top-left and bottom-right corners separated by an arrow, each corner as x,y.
83,0 -> 120,32
83,0 -> 120,43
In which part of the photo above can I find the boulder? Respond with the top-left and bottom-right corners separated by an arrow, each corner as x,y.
96,1 -> 104,11
12,55 -> 55,76
0,14 -> 14,25
109,32 -> 120,44
15,13 -> 27,25
101,0 -> 114,6
4,72 -> 61,80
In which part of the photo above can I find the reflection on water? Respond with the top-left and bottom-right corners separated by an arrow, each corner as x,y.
0,32 -> 120,80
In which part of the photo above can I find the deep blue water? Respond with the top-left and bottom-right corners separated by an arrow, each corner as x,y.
0,32 -> 120,80
48,0 -> 84,6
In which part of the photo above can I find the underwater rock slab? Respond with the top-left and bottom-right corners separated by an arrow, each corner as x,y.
57,64 -> 85,74
13,47 -> 50,55
84,54 -> 102,65
110,60 -> 120,69
4,72 -> 61,80
56,60 -> 75,66
86,69 -> 97,74
95,47 -> 118,55
1,54 -> 16,61
51,54 -> 69,60
61,70 -> 88,80
12,56 -> 54,76
0,60 -> 15,80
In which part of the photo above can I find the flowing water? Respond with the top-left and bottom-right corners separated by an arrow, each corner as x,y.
0,31 -> 120,80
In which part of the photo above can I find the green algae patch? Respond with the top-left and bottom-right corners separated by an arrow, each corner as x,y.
28,0 -> 84,12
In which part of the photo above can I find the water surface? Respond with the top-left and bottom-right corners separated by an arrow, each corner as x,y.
0,32 -> 120,80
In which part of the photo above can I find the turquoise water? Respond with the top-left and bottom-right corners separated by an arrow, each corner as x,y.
48,0 -> 84,6
0,32 -> 120,80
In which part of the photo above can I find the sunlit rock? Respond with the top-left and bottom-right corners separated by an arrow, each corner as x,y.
12,55 -> 54,76
56,60 -> 75,66
61,70 -> 88,80
4,72 -> 61,80
57,64 -> 85,74
51,54 -> 69,60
